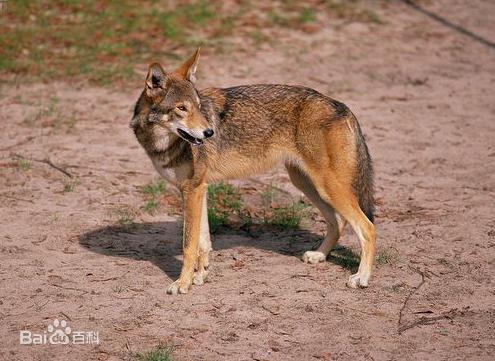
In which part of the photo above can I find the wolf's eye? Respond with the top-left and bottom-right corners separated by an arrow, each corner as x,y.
177,105 -> 187,112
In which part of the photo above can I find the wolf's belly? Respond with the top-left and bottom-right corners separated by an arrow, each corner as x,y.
205,147 -> 298,182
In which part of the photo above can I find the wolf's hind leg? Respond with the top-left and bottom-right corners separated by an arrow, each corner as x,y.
304,167 -> 376,288
193,189 -> 211,286
286,164 -> 346,264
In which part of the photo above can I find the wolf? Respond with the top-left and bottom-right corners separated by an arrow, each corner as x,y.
130,49 -> 376,295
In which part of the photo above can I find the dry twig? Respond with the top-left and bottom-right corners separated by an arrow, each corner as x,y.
399,307 -> 468,334
398,266 -> 426,333
14,153 -> 73,178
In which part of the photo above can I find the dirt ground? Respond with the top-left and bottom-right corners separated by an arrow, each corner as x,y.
1,1 -> 495,360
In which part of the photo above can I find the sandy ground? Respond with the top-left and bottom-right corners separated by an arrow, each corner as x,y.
1,1 -> 495,360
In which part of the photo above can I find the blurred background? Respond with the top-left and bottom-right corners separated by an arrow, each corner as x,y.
0,0 -> 388,85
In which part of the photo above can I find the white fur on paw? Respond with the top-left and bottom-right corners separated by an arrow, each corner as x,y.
347,273 -> 369,289
193,273 -> 204,286
302,251 -> 327,264
166,279 -> 189,295
193,269 -> 209,286
166,281 -> 180,295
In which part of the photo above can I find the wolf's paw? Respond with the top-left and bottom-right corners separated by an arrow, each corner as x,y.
192,267 -> 209,286
302,251 -> 327,264
346,272 -> 369,289
166,278 -> 192,295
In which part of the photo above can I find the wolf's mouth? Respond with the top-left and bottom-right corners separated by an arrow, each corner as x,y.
177,128 -> 203,146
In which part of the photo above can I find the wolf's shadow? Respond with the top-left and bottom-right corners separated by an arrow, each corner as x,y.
79,221 -> 359,280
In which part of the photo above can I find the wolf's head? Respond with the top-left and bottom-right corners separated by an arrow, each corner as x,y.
131,49 -> 213,148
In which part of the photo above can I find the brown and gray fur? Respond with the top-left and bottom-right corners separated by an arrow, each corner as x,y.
130,49 -> 376,295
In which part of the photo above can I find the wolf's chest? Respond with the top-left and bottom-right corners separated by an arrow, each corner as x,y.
151,158 -> 191,189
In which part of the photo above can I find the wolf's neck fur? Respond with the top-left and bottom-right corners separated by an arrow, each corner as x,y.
148,132 -> 192,169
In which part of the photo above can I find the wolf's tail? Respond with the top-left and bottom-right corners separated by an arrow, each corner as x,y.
353,121 -> 375,224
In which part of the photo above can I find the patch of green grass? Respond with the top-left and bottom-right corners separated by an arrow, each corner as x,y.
1,1 -> 384,85
376,247 -> 399,265
53,115 -> 79,134
268,10 -> 290,26
116,209 -> 135,226
240,212 -> 254,228
207,182 -> 242,233
46,96 -> 59,116
206,183 -> 312,232
249,29 -> 268,46
260,184 -> 279,208
298,8 -> 316,23
144,199 -> 159,215
143,180 -> 166,197
326,0 -> 354,18
0,57 -> 15,72
112,284 -> 127,294
208,209 -> 228,233
91,64 -> 135,86
391,282 -> 407,292
65,115 -> 78,133
63,179 -> 79,193
63,183 -> 75,193
208,182 -> 241,208
152,10 -> 181,38
360,9 -> 383,24
142,180 -> 166,215
132,345 -> 173,361
265,200 -> 309,229
325,0 -> 382,23
17,158 -> 31,171
183,0 -> 215,26
268,6 -> 317,28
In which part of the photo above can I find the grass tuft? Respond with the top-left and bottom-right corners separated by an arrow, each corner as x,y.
132,344 -> 173,361
206,182 -> 312,232
299,8 -> 316,23
144,199 -> 159,215
143,180 -> 166,197
112,284 -> 127,294
266,201 -> 309,229
183,0 -> 215,26
116,208 -> 135,227
260,184 -> 279,208
207,182 -> 242,233
142,180 -> 166,215
17,158 -> 31,171
376,247 -> 399,265
325,0 -> 382,23
63,179 -> 79,193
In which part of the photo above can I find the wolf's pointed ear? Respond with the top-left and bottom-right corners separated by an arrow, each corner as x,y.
175,48 -> 200,84
145,63 -> 167,99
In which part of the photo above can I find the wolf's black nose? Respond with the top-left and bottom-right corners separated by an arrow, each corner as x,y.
203,129 -> 214,138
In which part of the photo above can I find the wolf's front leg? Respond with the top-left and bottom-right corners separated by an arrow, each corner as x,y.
193,189 -> 211,285
167,182 -> 207,295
